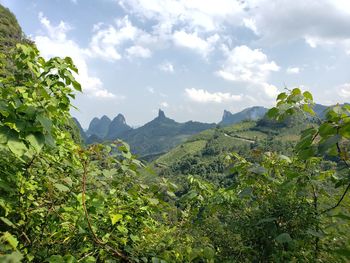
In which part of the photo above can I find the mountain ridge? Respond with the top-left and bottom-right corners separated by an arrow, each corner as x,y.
74,103 -> 340,156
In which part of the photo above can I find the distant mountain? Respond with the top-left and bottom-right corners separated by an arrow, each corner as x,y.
313,104 -> 328,119
78,103 -> 338,157
119,110 -> 216,156
220,106 -> 268,126
106,114 -> 132,140
86,115 -> 111,138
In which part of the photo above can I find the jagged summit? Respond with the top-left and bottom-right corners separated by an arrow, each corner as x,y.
114,113 -> 126,124
100,115 -> 111,122
158,109 -> 166,119
86,115 -> 111,138
105,113 -> 132,140
220,106 -> 268,126
223,110 -> 231,120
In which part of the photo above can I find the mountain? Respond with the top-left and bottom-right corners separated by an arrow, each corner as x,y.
106,114 -> 132,140
220,106 -> 268,126
0,4 -> 32,77
120,110 -> 216,157
86,115 -> 111,139
80,103 -> 336,157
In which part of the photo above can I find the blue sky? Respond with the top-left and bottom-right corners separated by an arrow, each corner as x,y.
1,0 -> 350,128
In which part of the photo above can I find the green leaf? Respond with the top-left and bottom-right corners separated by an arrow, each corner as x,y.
319,123 -> 336,137
0,132 -> 8,144
148,198 -> 159,205
267,107 -> 279,119
339,123 -> 350,139
54,183 -> 70,192
0,217 -> 15,228
291,88 -> 301,96
36,115 -> 52,132
303,91 -> 313,101
72,81 -> 81,92
7,137 -> 28,157
318,134 -> 341,154
110,214 -> 123,225
275,233 -> 292,244
277,92 -> 287,101
117,225 -> 128,234
0,251 -> 23,262
306,229 -> 324,238
48,255 -> 65,263
302,104 -> 315,116
1,232 -> 19,249
26,133 -> 45,152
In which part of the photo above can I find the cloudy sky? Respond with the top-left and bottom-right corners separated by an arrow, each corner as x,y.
1,0 -> 350,128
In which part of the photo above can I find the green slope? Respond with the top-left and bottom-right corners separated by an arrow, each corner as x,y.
153,119 -> 309,187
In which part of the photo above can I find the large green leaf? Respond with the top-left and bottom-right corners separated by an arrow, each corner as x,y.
7,137 -> 27,157
26,133 -> 45,152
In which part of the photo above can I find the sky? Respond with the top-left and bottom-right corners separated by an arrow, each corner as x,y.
1,0 -> 350,128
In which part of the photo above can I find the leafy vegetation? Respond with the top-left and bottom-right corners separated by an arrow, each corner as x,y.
1,6 -> 350,262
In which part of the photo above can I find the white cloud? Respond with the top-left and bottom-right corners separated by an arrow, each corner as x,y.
118,0 -> 350,56
147,86 -> 155,94
286,67 -> 301,74
216,45 -> 280,98
173,31 -> 219,57
126,45 -> 152,58
247,0 -> 350,54
185,88 -> 242,103
243,18 -> 258,35
261,83 -> 279,98
160,101 -> 169,108
159,62 -> 174,73
119,0 -> 246,33
35,13 -> 117,99
338,83 -> 350,98
87,16 -> 154,61
87,16 -> 138,61
217,45 -> 279,83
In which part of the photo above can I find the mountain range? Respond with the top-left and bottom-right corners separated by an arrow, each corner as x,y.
74,104 -> 332,157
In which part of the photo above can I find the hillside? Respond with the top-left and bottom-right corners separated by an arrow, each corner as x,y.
0,5 -> 32,77
154,117 -> 309,186
82,110 -> 215,156
121,110 -> 216,156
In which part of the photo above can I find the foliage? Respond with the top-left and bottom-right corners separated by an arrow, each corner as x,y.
2,13 -> 350,261
0,4 -> 33,78
0,44 -> 212,262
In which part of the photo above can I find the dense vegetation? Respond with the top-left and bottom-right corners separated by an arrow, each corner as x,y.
1,5 -> 350,262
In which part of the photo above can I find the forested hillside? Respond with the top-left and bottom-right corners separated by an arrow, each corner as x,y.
1,4 -> 350,263
84,110 -> 216,157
